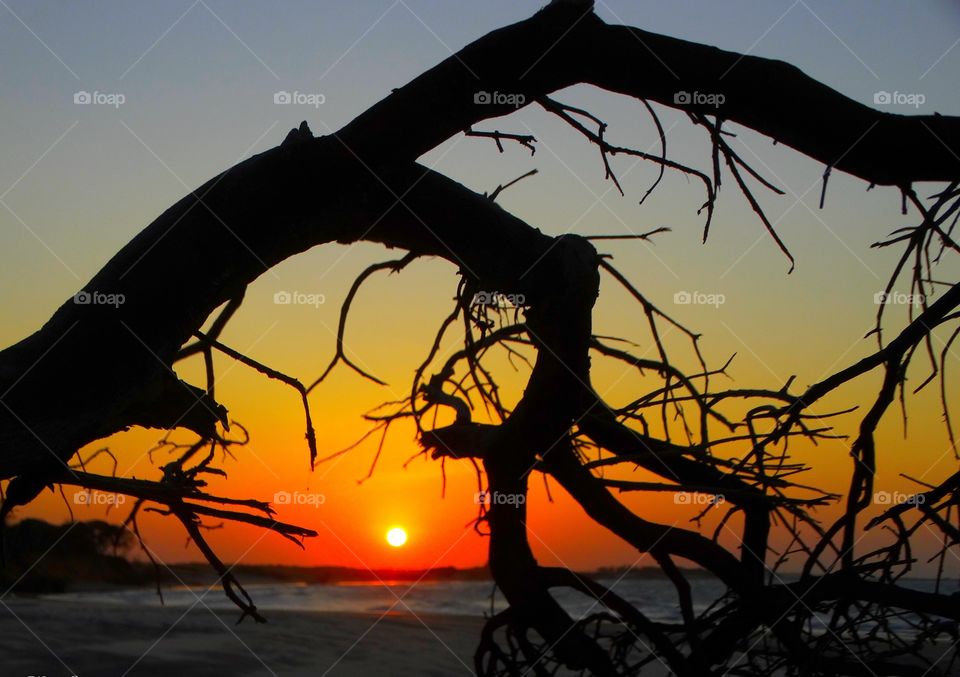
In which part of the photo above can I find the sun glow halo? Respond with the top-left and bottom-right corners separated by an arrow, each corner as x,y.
386,527 -> 407,547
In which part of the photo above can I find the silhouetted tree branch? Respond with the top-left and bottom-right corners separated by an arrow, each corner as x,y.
2,3 -> 959,674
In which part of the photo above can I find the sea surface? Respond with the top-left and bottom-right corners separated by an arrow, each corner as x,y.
44,576 -> 958,629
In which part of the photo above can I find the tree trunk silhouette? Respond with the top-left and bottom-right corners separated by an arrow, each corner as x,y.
2,4 -> 959,674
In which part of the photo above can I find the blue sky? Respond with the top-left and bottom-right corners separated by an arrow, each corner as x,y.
1,0 -> 957,343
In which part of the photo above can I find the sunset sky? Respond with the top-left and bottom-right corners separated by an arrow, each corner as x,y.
1,0 -> 959,577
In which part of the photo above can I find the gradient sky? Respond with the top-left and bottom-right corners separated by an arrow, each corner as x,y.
1,0 -> 959,577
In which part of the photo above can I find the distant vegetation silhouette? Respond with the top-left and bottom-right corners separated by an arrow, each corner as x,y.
1,519 -> 142,592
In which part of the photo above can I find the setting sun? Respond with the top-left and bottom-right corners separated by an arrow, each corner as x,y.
385,527 -> 408,548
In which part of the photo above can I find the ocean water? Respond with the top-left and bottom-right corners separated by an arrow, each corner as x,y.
44,577 -> 957,629
45,577 -> 723,621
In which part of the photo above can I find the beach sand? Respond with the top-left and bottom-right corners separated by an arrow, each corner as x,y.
4,597 -> 948,675
0,598 -> 485,676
